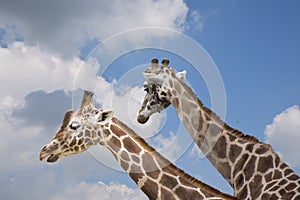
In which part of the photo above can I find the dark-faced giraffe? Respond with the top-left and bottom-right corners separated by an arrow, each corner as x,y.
137,58 -> 300,199
40,90 -> 237,200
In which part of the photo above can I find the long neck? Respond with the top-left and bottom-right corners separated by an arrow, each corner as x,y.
166,77 -> 300,199
101,118 -> 236,200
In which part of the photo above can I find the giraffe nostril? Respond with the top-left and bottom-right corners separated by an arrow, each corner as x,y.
41,145 -> 48,152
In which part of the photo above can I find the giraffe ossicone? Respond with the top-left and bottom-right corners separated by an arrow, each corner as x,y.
40,90 -> 237,200
137,58 -> 300,199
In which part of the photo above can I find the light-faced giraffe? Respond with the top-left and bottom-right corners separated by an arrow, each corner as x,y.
137,58 -> 300,199
40,90 -> 237,200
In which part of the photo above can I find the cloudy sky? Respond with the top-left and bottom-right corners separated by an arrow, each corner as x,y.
1,1 -> 300,199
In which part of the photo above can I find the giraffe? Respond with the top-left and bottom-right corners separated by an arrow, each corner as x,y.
137,58 -> 300,199
40,90 -> 237,200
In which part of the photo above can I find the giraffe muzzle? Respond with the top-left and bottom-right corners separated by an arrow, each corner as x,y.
39,146 -> 60,163
137,115 -> 149,124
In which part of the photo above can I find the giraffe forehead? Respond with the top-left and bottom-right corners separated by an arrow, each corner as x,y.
74,110 -> 98,122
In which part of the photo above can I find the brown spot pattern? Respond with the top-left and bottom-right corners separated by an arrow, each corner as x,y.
229,144 -> 242,163
121,160 -> 129,171
257,155 -> 273,173
142,153 -> 159,173
244,156 -> 256,181
120,151 -> 130,161
217,162 -> 231,180
233,154 -> 249,177
109,136 -> 121,152
160,188 -> 176,200
213,136 -> 227,159
255,146 -> 268,155
123,137 -> 141,153
249,175 -> 262,199
168,79 -> 173,88
235,174 -> 244,190
130,163 -> 142,174
131,155 -> 140,163
110,124 -> 126,137
141,179 -> 158,200
175,187 -> 204,199
160,174 -> 178,189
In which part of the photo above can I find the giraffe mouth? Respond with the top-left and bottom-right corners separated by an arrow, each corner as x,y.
45,154 -> 59,163
40,150 -> 60,163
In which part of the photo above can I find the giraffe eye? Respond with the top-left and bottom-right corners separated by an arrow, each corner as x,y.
70,122 -> 80,130
144,87 -> 149,93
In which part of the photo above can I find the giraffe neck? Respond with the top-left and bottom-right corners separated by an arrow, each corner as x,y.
165,77 -> 300,199
101,118 -> 237,200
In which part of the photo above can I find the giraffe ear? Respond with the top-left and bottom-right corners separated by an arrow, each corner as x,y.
97,110 -> 114,124
176,70 -> 186,81
143,73 -> 164,85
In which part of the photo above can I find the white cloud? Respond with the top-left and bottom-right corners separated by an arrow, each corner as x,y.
0,42 -> 99,102
0,113 -> 43,175
151,131 -> 183,161
50,181 -> 146,200
0,0 -> 190,57
187,10 -> 203,31
265,105 -> 300,167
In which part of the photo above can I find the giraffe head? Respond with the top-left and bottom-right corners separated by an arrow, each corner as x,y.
40,90 -> 114,163
137,58 -> 186,124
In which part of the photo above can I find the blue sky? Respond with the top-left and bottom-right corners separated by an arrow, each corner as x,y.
0,1 -> 299,199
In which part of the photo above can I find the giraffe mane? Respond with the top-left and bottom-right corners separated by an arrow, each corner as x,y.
112,117 -> 237,199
